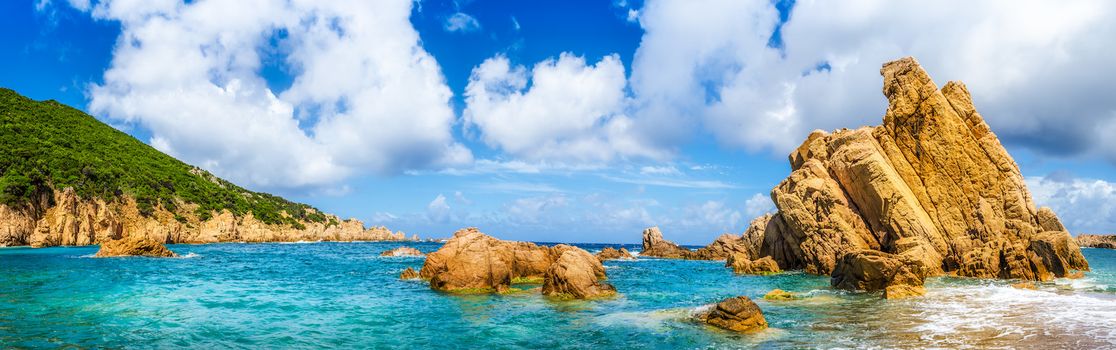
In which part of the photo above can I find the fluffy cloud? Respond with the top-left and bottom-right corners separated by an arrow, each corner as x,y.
632,0 -> 1116,158
1027,176 -> 1116,234
83,0 -> 469,190
463,53 -> 667,163
469,1 -> 1116,165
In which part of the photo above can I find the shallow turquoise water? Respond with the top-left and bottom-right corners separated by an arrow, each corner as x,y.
3,243 -> 1116,349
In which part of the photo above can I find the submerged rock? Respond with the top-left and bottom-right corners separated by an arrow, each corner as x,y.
763,289 -> 800,301
419,228 -> 613,298
1076,234 -> 1116,249
542,248 -> 616,299
742,57 -> 1088,288
94,235 -> 177,257
696,296 -> 768,333
1011,281 -> 1037,290
400,267 -> 419,280
380,247 -> 424,257
595,247 -> 635,261
727,255 -> 781,275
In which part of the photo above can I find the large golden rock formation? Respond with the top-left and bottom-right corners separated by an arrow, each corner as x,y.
755,57 -> 1088,286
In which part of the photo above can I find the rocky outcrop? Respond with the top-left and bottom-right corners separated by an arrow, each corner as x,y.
640,227 -> 695,259
419,228 -> 614,298
400,267 -> 419,280
696,296 -> 768,333
542,246 -> 616,299
94,235 -> 177,257
744,57 -> 1088,288
0,187 -> 417,247
381,247 -> 424,257
692,233 -> 751,260
1076,234 -> 1116,249
831,250 -> 927,299
641,227 -> 754,260
595,247 -> 635,261
727,255 -> 781,275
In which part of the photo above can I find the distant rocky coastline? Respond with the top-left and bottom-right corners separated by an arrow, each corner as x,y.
0,187 -> 419,248
1076,234 -> 1116,249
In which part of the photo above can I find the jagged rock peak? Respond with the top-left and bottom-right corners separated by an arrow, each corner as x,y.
756,56 -> 1088,287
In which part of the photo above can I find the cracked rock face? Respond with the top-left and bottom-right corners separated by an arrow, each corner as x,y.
542,246 -> 616,299
758,57 -> 1088,286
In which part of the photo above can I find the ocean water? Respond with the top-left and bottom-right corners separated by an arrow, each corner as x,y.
3,242 -> 1116,349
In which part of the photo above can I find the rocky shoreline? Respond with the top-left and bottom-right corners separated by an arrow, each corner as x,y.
0,187 -> 419,248
1076,234 -> 1116,249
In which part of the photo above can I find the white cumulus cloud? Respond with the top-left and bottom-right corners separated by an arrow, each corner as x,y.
1027,176 -> 1116,234
82,0 -> 470,190
463,53 -> 668,163
631,0 -> 1116,158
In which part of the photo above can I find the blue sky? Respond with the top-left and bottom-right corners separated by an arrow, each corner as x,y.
4,0 -> 1116,243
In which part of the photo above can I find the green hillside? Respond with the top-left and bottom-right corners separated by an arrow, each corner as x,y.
0,88 -> 330,228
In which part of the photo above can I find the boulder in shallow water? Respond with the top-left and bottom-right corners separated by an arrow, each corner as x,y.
831,250 -> 926,299
419,228 -> 613,298
728,255 -> 781,275
595,247 -> 635,261
94,235 -> 177,257
1011,281 -> 1037,290
400,267 -> 419,280
640,227 -> 695,259
542,248 -> 616,299
696,296 -> 768,333
380,247 -> 424,257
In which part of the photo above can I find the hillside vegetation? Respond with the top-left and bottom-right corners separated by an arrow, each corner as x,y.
0,88 -> 330,228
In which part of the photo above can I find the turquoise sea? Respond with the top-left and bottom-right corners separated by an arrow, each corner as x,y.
3,242 -> 1116,349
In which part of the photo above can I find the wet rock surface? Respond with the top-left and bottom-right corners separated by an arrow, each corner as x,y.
696,296 -> 768,333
